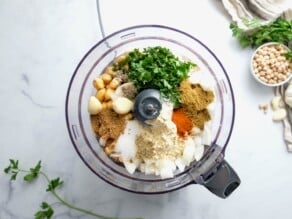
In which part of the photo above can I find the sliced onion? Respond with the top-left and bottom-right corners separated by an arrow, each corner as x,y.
124,160 -> 138,174
194,144 -> 204,161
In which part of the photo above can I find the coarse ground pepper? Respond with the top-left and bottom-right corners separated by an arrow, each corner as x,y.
172,108 -> 193,137
179,80 -> 214,130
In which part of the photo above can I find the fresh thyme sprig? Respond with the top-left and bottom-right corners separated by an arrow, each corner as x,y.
4,159 -> 143,219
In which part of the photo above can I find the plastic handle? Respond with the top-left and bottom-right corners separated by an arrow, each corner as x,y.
201,160 -> 240,198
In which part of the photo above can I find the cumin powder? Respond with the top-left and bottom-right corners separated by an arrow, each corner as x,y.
179,80 -> 214,130
90,109 -> 127,143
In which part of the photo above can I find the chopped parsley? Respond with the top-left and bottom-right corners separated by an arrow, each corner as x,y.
124,46 -> 196,106
230,18 -> 292,48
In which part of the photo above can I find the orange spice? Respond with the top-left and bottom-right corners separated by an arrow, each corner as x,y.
172,108 -> 193,137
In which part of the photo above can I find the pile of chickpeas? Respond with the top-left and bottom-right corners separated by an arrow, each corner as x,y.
252,43 -> 291,85
92,66 -> 121,110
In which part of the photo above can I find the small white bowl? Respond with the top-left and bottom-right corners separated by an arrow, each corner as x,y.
250,42 -> 291,87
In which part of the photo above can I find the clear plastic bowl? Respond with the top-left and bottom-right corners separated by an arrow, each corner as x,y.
65,25 -> 239,197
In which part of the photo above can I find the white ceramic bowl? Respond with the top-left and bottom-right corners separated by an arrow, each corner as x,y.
250,42 -> 291,87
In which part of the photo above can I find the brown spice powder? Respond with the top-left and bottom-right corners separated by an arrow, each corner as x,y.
90,108 -> 127,143
179,80 -> 214,130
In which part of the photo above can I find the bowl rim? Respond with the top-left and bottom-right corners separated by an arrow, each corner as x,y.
250,42 -> 291,87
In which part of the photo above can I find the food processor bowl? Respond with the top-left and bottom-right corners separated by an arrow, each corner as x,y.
65,25 -> 240,198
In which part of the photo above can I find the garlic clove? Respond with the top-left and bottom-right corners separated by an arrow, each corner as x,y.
272,108 -> 287,121
112,97 -> 133,114
88,96 -> 102,115
271,95 -> 283,110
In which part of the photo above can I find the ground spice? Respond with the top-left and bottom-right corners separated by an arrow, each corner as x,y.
172,108 -> 193,137
136,117 -> 185,160
90,108 -> 127,146
179,80 -> 214,130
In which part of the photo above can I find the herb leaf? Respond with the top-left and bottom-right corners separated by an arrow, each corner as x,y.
230,18 -> 292,48
24,161 -> 41,182
10,171 -> 18,180
126,46 -> 196,106
46,177 -> 63,192
4,159 -> 143,219
34,202 -> 54,219
284,51 -> 292,61
242,18 -> 261,28
4,159 -> 20,180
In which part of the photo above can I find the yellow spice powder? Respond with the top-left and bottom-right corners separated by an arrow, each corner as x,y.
136,117 -> 185,160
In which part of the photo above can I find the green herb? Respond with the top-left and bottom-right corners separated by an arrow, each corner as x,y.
4,159 -> 142,219
46,177 -> 63,191
23,160 -> 41,182
284,51 -> 292,61
230,18 -> 292,48
241,18 -> 261,29
125,46 -> 196,106
34,202 -> 54,219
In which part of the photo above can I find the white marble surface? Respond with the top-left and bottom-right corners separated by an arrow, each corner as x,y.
0,0 -> 292,218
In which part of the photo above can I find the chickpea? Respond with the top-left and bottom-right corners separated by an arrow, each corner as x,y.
101,73 -> 112,84
267,69 -> 272,75
108,78 -> 121,89
93,77 -> 104,90
106,100 -> 113,109
105,66 -> 116,76
259,76 -> 265,81
259,71 -> 265,76
96,88 -> 106,102
102,102 -> 107,109
105,146 -> 114,155
253,43 -> 291,85
115,55 -> 127,64
104,88 -> 115,101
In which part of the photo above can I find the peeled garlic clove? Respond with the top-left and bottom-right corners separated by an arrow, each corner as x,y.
112,97 -> 133,114
272,108 -> 287,121
88,96 -> 102,115
271,95 -> 282,110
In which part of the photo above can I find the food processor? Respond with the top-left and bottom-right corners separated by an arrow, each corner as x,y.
65,25 -> 240,198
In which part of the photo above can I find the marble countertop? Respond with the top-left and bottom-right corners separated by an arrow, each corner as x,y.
1,1 -> 291,218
